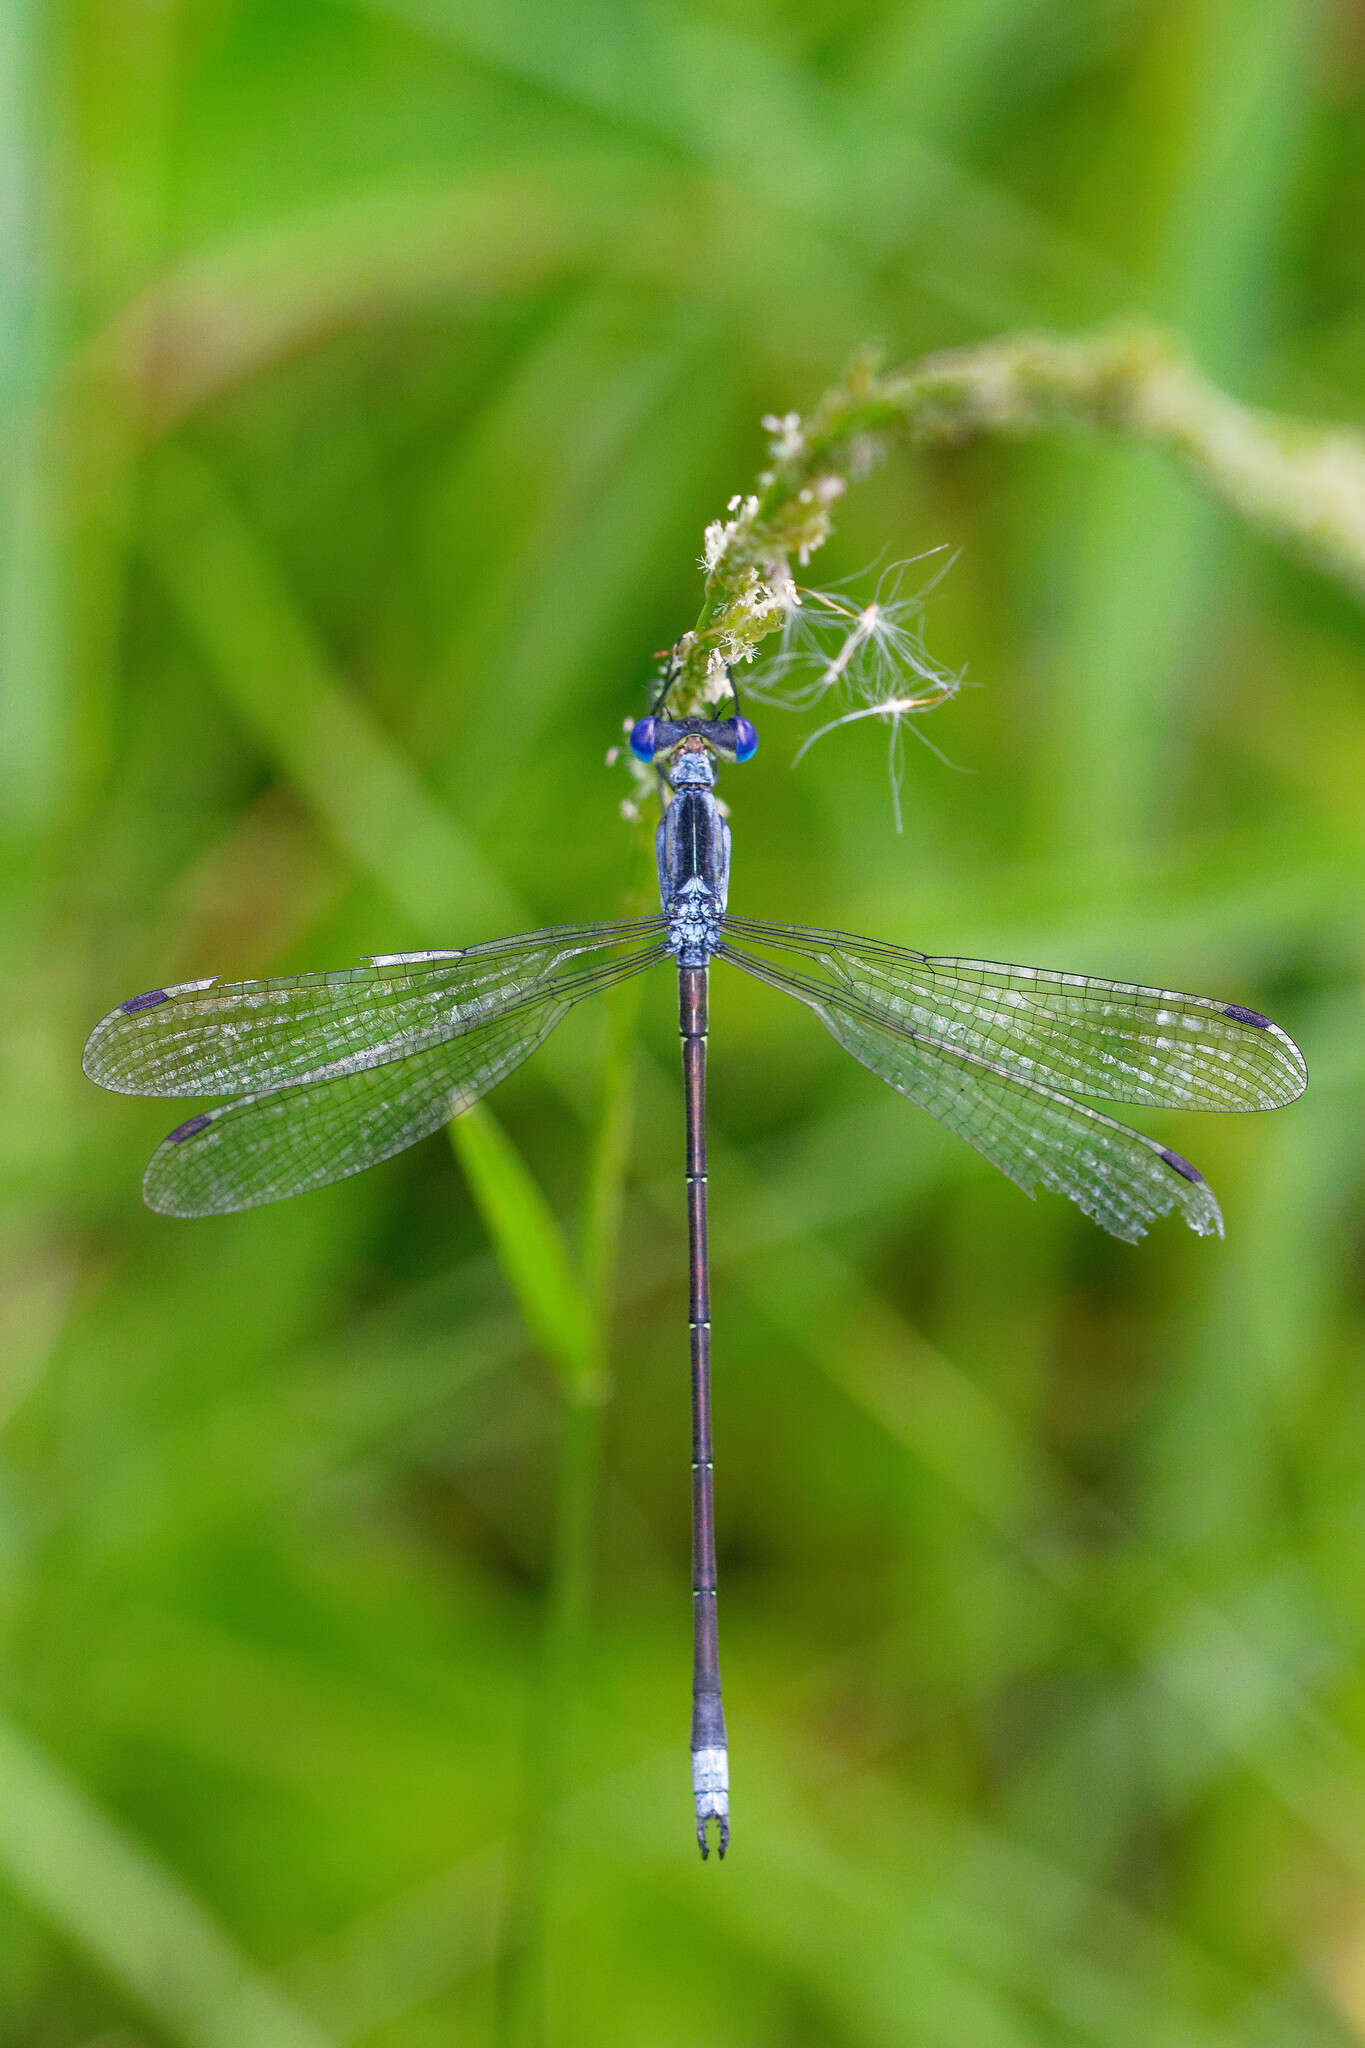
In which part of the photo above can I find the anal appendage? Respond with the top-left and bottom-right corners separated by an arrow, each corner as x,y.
693,1744 -> 729,1859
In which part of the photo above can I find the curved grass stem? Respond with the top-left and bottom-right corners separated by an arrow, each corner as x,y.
671,322 -> 1365,709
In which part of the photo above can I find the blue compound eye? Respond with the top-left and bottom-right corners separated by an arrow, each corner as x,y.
629,716 -> 657,763
732,716 -> 758,763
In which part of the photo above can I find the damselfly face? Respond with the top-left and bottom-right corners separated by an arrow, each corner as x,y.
629,715 -> 759,782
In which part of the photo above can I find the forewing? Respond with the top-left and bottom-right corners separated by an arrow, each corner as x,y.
721,917 -> 1305,1111
85,920 -> 665,1097
142,924 -> 668,1215
721,940 -> 1224,1242
143,995 -> 575,1215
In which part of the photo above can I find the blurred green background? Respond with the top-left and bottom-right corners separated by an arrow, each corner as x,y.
4,1 -> 1364,2043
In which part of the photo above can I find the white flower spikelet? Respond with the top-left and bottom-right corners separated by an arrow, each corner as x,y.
701,494 -> 760,574
761,410 -> 806,463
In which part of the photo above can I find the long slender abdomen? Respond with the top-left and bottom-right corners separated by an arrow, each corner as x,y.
681,962 -> 728,1857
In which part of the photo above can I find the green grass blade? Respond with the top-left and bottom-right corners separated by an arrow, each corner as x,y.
449,1103 -> 597,1400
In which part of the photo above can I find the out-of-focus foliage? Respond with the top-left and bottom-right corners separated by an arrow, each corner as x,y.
2,1 -> 1363,2043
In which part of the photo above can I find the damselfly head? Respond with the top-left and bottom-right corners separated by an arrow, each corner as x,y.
628,715 -> 758,768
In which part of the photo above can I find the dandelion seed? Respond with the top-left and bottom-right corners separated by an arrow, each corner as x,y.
791,690 -> 961,830
744,553 -> 966,825
819,602 -> 881,688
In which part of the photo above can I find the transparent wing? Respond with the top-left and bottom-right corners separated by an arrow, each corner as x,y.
719,936 -> 1227,1242
84,919 -> 666,1097
721,916 -> 1306,1111
137,932 -> 668,1216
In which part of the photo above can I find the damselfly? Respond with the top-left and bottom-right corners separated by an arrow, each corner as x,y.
84,696 -> 1307,1857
